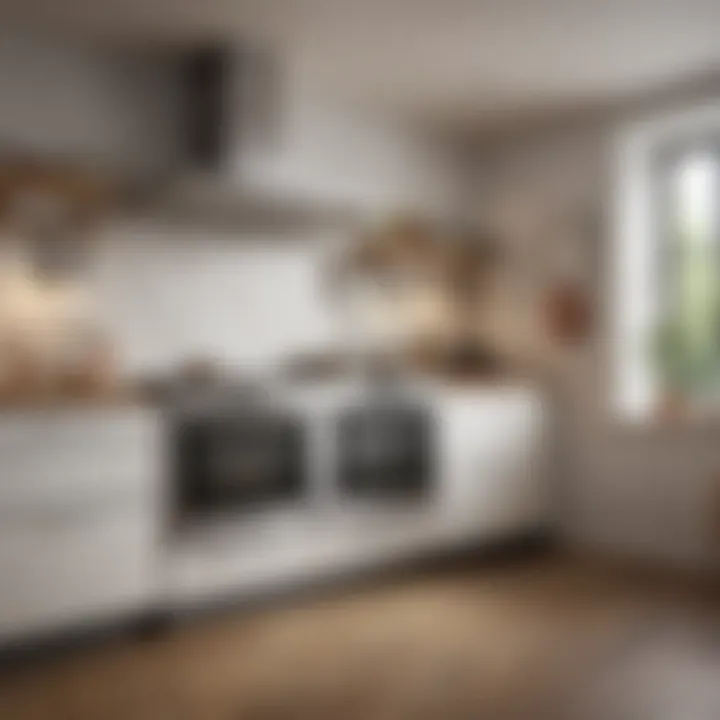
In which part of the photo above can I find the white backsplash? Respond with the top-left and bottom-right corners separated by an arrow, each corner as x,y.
86,222 -> 343,375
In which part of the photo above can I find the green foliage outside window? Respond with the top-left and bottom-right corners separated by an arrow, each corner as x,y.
653,170 -> 720,395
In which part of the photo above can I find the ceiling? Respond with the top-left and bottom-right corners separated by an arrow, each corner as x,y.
6,0 -> 720,134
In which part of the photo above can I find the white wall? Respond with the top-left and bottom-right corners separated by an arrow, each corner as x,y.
473,105 -> 720,571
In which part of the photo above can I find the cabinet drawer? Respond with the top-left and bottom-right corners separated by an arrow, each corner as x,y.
0,411 -> 161,498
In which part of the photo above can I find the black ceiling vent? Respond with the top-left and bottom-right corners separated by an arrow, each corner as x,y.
178,46 -> 280,173
180,48 -> 229,171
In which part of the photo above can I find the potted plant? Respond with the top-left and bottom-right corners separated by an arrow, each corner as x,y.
653,318 -> 700,421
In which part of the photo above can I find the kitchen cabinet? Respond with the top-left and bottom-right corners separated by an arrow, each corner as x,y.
435,386 -> 548,542
0,408 -> 162,641
0,389 -> 549,629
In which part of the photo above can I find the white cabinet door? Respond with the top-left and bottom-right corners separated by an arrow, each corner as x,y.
0,506 -> 157,639
0,410 -> 161,641
438,389 -> 547,540
478,397 -> 547,533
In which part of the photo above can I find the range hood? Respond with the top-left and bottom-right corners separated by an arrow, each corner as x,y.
139,47 -> 359,230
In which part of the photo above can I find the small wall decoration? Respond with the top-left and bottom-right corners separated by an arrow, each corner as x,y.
330,213 -> 506,373
538,206 -> 597,346
0,159 -> 113,280
545,280 -> 591,344
0,159 -> 116,400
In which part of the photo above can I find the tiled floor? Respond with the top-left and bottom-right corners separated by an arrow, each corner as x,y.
1,553 -> 719,719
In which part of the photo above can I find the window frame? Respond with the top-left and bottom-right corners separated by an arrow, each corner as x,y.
612,102 -> 720,422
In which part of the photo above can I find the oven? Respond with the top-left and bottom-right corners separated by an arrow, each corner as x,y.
173,410 -> 307,519
336,400 -> 434,501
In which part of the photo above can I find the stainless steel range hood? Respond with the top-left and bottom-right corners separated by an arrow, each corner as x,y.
135,47 -> 359,231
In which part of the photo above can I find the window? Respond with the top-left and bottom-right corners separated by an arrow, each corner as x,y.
614,104 -> 720,420
656,146 -> 720,393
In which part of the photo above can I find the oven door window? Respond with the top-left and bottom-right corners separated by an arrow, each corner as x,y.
175,416 -> 306,515
337,404 -> 433,499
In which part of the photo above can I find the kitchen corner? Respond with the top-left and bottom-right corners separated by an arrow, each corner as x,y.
0,34 -> 552,648
0,208 -> 550,638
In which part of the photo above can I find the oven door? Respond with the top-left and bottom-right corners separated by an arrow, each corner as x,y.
174,413 -> 306,517
337,402 -> 433,500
